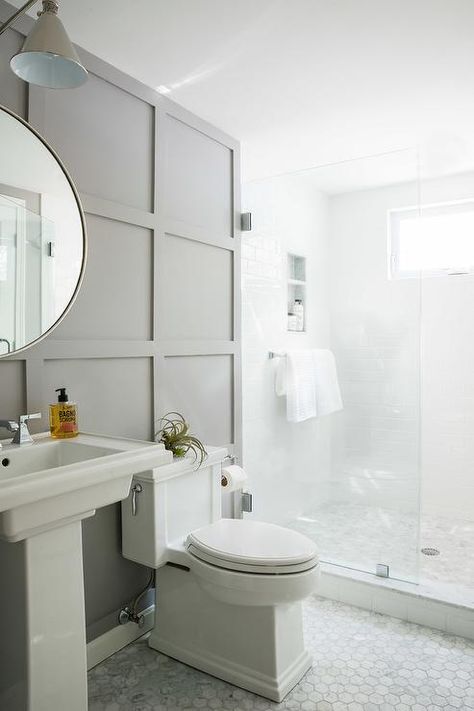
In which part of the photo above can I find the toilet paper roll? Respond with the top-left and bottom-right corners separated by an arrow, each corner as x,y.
221,464 -> 248,491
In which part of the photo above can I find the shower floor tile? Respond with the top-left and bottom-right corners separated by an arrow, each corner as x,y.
88,596 -> 474,710
287,502 -> 474,594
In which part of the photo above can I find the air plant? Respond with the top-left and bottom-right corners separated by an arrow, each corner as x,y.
155,412 -> 207,467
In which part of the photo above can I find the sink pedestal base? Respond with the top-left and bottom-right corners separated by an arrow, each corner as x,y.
0,433 -> 173,710
25,520 -> 88,711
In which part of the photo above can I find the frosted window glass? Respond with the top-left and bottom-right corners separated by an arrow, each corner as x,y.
390,201 -> 474,277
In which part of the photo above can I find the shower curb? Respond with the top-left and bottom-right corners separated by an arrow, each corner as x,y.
317,564 -> 474,640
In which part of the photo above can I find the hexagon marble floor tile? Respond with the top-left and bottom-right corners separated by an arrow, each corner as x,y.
88,596 -> 474,711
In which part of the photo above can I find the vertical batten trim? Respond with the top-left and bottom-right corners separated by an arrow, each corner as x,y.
24,357 -> 44,424
153,105 -> 167,424
232,143 -> 243,462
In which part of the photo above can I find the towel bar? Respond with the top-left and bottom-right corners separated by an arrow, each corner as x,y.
268,351 -> 286,359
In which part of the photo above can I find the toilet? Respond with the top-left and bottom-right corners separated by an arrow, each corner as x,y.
121,446 -> 319,702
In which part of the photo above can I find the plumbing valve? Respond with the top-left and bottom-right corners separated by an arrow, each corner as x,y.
118,606 -> 145,627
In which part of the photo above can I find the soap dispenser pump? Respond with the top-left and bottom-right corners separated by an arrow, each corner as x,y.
49,387 -> 79,439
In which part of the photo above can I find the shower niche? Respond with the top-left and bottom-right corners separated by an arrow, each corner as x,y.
287,253 -> 306,332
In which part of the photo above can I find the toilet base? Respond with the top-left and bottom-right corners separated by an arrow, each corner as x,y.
149,564 -> 313,702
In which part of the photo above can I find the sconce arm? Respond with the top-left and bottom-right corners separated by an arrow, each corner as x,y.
0,0 -> 39,38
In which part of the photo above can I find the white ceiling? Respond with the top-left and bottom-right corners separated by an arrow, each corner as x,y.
7,0 -> 474,182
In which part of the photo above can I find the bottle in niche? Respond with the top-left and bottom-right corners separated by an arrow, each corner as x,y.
293,299 -> 304,331
49,387 -> 79,439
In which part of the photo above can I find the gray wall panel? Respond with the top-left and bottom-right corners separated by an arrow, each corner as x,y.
158,234 -> 233,341
0,361 -> 26,438
0,29 -> 27,119
53,215 -> 153,341
161,354 -> 234,445
37,74 -> 154,211
42,357 -> 154,440
82,504 -> 150,639
163,115 -> 233,238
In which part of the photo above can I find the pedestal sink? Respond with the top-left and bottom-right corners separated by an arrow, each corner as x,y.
0,432 -> 172,711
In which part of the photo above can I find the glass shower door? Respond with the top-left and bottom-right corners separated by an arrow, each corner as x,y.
242,148 -> 422,584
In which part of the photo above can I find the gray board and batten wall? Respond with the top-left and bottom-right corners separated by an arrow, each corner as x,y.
0,0 -> 241,696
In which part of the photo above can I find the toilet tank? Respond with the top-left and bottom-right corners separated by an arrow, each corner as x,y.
121,446 -> 227,568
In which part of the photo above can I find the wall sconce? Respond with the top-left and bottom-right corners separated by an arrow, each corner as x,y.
0,0 -> 87,89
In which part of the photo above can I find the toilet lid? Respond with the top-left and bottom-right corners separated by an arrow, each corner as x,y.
186,519 -> 319,574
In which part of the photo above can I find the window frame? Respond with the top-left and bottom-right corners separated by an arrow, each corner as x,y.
388,198 -> 474,279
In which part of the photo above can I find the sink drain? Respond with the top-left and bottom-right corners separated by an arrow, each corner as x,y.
421,547 -> 440,556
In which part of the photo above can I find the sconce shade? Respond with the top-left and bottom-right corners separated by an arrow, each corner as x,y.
10,6 -> 87,89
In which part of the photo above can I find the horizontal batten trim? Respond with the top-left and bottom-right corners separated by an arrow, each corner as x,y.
81,193 -> 156,229
159,340 -> 237,357
162,220 -> 235,251
31,340 -> 238,359
36,341 -> 156,360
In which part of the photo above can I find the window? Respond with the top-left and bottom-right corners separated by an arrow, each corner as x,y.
389,200 -> 474,278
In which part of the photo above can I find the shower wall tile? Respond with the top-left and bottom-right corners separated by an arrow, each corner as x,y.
328,181 -> 422,515
329,171 -> 474,523
420,258 -> 474,521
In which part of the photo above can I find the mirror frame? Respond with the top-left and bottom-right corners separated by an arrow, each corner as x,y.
0,104 -> 87,358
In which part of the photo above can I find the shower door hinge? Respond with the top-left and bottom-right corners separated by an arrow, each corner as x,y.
376,563 -> 390,578
241,491 -> 253,513
240,212 -> 252,231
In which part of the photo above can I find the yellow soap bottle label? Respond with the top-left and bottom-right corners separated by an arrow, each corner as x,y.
49,403 -> 78,439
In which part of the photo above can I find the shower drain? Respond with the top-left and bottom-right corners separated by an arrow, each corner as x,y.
421,547 -> 440,556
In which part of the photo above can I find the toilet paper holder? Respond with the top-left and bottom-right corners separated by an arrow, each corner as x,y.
221,456 -> 253,514
221,454 -> 238,488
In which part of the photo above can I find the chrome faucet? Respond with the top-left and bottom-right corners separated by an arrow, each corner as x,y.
0,420 -> 19,435
0,413 -> 41,447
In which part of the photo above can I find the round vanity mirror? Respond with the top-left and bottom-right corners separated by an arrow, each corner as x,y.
0,105 -> 86,357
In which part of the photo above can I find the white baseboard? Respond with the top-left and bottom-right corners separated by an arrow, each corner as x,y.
87,605 -> 154,670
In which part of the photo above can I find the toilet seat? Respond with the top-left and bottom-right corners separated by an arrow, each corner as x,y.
186,518 -> 319,575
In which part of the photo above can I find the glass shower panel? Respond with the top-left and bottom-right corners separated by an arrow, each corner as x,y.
417,155 -> 474,599
242,149 -> 422,583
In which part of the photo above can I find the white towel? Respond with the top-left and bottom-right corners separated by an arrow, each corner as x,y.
275,349 -> 343,422
276,350 -> 317,422
275,357 -> 287,397
312,349 -> 343,417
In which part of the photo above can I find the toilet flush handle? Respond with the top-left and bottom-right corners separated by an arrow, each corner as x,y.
131,483 -> 143,516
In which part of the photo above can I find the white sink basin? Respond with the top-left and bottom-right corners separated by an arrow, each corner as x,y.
0,430 -> 173,711
0,431 -> 172,542
0,439 -> 118,477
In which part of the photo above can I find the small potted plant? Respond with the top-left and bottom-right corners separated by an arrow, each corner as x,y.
155,412 -> 207,467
